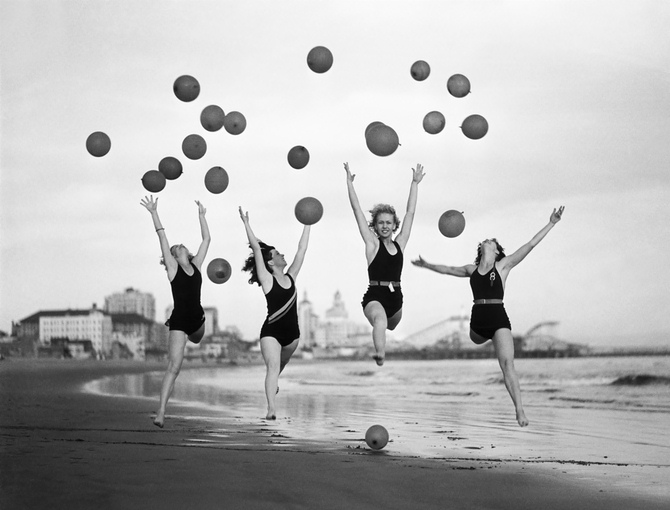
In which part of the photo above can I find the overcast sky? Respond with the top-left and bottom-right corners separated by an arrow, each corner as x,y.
2,0 -> 669,347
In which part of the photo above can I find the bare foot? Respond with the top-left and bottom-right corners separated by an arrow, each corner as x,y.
265,412 -> 277,420
372,354 -> 385,366
516,409 -> 529,427
153,415 -> 164,428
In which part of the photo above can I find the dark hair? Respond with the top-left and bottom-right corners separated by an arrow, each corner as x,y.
474,239 -> 506,265
242,241 -> 275,285
368,204 -> 400,234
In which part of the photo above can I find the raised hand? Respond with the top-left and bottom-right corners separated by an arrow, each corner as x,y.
195,200 -> 206,215
238,206 -> 249,223
412,163 -> 425,184
411,255 -> 427,267
140,195 -> 158,213
550,206 -> 565,224
344,162 -> 355,182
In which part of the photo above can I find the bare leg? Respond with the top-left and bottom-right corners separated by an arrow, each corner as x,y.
491,329 -> 529,427
154,331 -> 188,428
363,302 -> 388,365
260,337 -> 282,420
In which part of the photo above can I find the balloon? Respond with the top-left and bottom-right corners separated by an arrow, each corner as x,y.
438,210 -> 465,238
447,74 -> 471,98
410,60 -> 431,81
223,111 -> 246,135
200,105 -> 225,132
461,114 -> 488,140
423,111 -> 445,134
141,170 -> 166,193
204,166 -> 229,194
207,258 -> 232,284
158,156 -> 183,180
182,134 -> 207,160
307,46 -> 333,73
173,75 -> 200,102
365,124 -> 399,157
365,425 -> 389,450
287,146 -> 310,169
86,131 -> 111,157
294,197 -> 323,225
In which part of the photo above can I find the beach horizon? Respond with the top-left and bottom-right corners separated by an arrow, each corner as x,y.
1,358 -> 668,510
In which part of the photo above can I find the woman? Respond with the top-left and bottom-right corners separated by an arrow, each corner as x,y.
239,207 -> 311,420
140,195 -> 211,428
344,161 -> 425,366
411,206 -> 565,426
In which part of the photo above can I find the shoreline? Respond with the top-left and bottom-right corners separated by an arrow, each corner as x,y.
1,358 -> 668,509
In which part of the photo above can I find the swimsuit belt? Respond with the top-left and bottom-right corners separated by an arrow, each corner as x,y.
473,299 -> 503,305
369,280 -> 401,293
267,289 -> 298,324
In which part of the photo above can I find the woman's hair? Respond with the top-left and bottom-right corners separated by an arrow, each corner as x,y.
368,204 -> 400,234
160,245 -> 194,269
242,241 -> 275,285
474,239 -> 506,265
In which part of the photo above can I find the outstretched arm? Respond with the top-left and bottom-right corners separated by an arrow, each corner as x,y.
191,201 -> 211,270
344,162 -> 377,250
140,195 -> 177,276
411,255 -> 474,277
238,207 -> 272,289
501,206 -> 565,271
287,224 -> 311,279
394,164 -> 425,252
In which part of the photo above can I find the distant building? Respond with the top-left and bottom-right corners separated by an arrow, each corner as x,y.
104,288 -> 156,321
14,305 -> 113,358
298,290 -> 371,355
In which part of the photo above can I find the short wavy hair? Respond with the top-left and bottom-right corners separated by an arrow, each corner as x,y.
474,239 -> 506,265
368,204 -> 400,234
242,241 -> 275,285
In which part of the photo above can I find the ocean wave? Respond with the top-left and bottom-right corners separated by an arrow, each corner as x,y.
610,374 -> 670,386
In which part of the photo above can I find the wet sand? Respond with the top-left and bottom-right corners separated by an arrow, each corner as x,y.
1,359 -> 668,510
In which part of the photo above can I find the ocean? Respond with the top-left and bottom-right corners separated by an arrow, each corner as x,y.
89,356 -> 670,470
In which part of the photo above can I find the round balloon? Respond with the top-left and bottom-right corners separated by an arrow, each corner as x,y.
461,114 -> 488,140
204,166 -> 229,194
86,131 -> 111,157
158,156 -> 183,180
287,146 -> 310,169
307,46 -> 333,73
200,105 -> 225,132
207,258 -> 232,284
365,121 -> 385,138
366,124 -> 399,157
182,134 -> 207,160
410,60 -> 431,81
223,111 -> 246,135
294,197 -> 323,225
438,210 -> 465,238
141,170 -> 166,193
173,75 -> 200,102
447,74 -> 471,98
423,111 -> 445,134
365,425 -> 389,450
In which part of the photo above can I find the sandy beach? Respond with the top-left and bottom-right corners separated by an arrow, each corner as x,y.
1,359 -> 668,510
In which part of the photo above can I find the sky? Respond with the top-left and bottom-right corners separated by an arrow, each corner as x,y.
1,0 -> 669,348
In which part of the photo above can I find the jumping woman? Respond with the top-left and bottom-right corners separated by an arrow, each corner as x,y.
140,195 -> 211,428
239,207 -> 311,420
411,206 -> 565,426
344,161 -> 425,366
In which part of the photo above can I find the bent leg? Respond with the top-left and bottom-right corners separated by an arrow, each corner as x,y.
155,331 -> 188,427
364,302 -> 388,365
187,322 -> 206,344
492,329 -> 528,427
260,337 -> 282,420
387,308 -> 403,331
279,338 -> 299,375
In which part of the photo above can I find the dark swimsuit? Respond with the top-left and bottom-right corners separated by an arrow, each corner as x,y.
166,263 -> 206,342
260,275 -> 300,347
361,240 -> 403,318
469,263 -> 511,344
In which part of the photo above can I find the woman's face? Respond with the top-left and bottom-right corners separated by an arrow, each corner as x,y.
374,213 -> 396,238
480,238 -> 499,255
171,244 -> 190,259
269,248 -> 286,267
